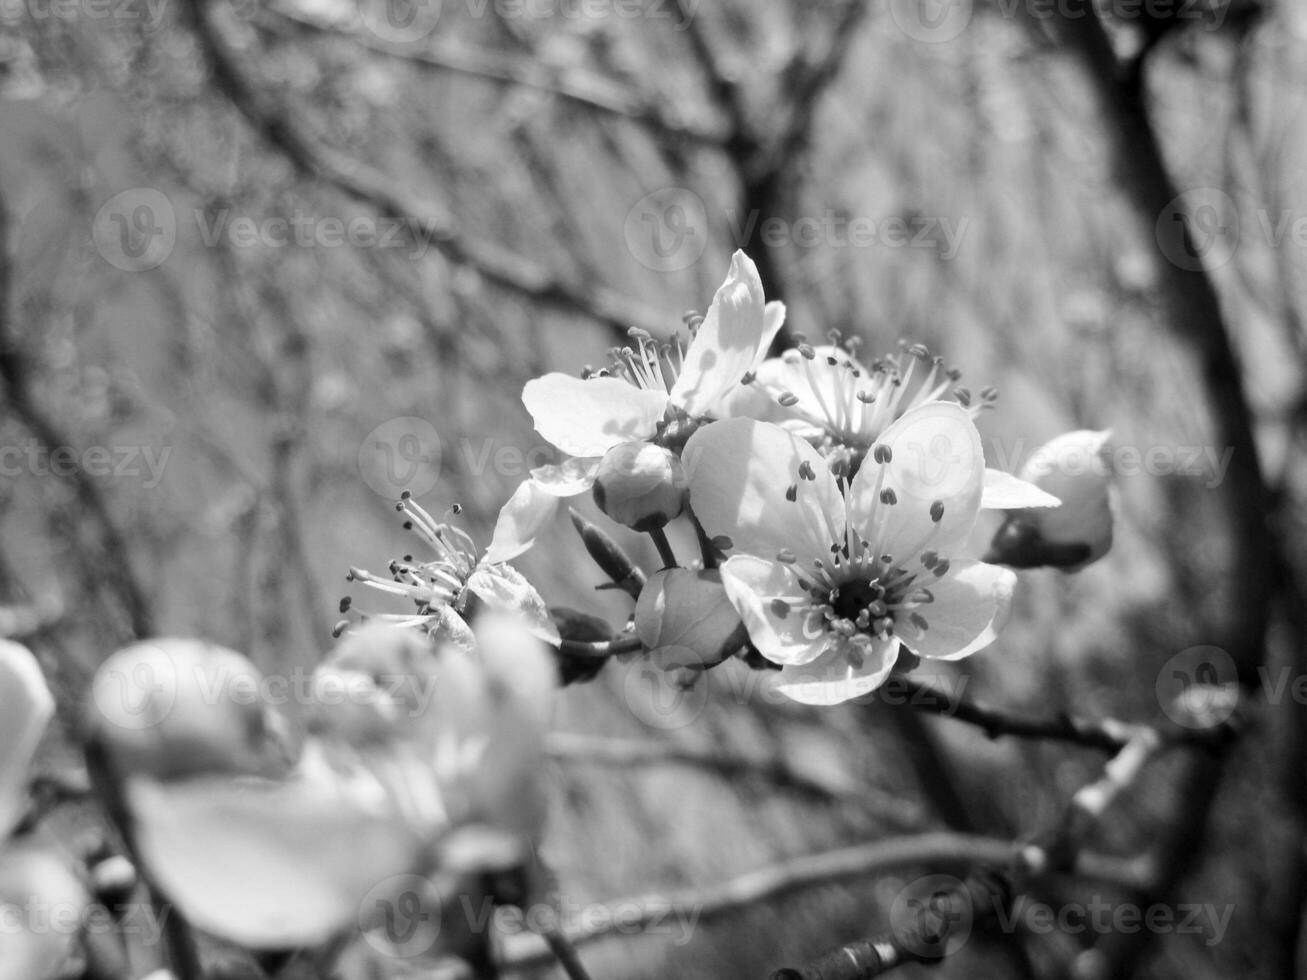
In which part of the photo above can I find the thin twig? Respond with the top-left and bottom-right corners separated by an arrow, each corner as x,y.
260,4 -> 723,146
499,833 -> 1136,971
557,635 -> 643,659
0,200 -> 152,642
898,675 -> 1235,753
180,0 -> 671,340
540,926 -> 595,980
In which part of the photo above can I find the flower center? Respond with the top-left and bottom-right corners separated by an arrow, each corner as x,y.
830,578 -> 887,624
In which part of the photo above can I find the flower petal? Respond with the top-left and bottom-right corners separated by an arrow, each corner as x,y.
850,402 -> 984,563
772,636 -> 900,706
0,841 -> 87,980
718,556 -> 827,666
894,560 -> 1015,661
684,418 -> 843,564
0,640 -> 54,838
485,479 -> 564,564
764,345 -> 873,429
466,565 -> 561,646
670,252 -> 782,418
128,772 -> 425,949
530,457 -> 599,497
523,374 -> 667,458
981,468 -> 1060,509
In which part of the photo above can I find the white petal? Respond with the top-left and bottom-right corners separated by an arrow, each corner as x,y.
766,345 -> 872,427
0,640 -> 54,838
127,772 -> 425,948
523,374 -> 667,458
465,565 -> 560,647
982,468 -> 1061,509
772,636 -> 900,706
718,556 -> 827,666
895,560 -> 1015,662
0,841 -> 87,980
1019,430 -> 1114,564
684,418 -> 842,563
485,479 -> 563,563
850,402 -> 984,563
670,252 -> 782,418
529,457 -> 599,497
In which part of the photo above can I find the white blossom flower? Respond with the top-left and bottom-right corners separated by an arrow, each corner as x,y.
487,250 -> 785,561
346,494 -> 558,648
0,641 -> 87,980
119,621 -> 555,951
685,404 -> 1018,705
719,339 -> 1059,512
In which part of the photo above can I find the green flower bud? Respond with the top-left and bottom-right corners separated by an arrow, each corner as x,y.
634,568 -> 745,669
592,441 -> 687,532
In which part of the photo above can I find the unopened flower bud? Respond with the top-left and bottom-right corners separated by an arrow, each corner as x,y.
88,639 -> 293,780
635,569 -> 746,669
985,430 -> 1114,572
592,441 -> 687,532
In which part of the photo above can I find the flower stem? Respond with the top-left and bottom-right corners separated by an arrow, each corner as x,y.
648,527 -> 677,569
541,925 -> 595,980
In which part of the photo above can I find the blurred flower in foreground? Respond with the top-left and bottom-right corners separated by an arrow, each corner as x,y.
686,405 -> 1017,705
345,494 -> 558,648
0,640 -> 52,838
635,568 -> 745,670
984,429 -> 1114,572
104,621 -> 554,953
488,250 -> 785,560
87,639 -> 293,781
0,640 -> 87,980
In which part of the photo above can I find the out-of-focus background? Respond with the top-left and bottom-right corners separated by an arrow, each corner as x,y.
3,0 -> 1307,976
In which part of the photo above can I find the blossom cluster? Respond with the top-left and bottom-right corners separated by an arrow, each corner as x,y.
465,251 -> 1112,704
0,251 -> 1117,980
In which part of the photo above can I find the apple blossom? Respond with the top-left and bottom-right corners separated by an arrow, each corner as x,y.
488,250 -> 785,561
684,404 -> 1017,705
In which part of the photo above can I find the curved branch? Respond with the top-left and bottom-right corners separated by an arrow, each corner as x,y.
180,0 -> 671,339
899,676 -> 1235,753
260,4 -> 724,146
500,833 -> 1135,971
